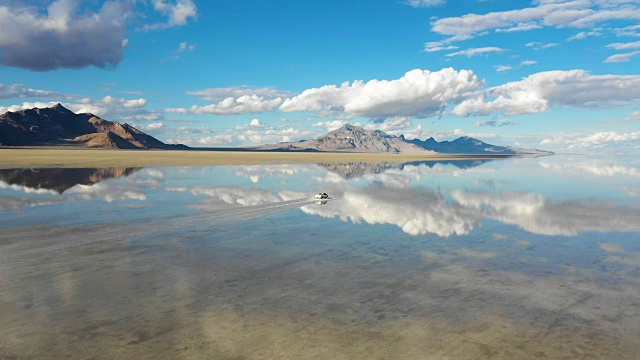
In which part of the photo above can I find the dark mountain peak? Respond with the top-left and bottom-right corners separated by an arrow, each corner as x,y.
0,104 -> 188,150
50,103 -> 72,113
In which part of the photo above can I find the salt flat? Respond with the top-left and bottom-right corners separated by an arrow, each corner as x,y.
0,148 -> 514,168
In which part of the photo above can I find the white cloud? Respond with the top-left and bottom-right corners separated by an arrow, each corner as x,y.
606,40 -> 640,50
0,83 -> 67,100
0,1 -> 198,71
186,86 -> 293,102
446,47 -> 506,57
189,95 -> 284,115
494,65 -> 513,72
0,0 -> 130,71
312,120 -> 347,132
494,60 -> 535,72
453,70 -> 640,116
405,0 -> 445,7
612,110 -> 640,122
165,107 -> 188,114
604,51 -> 640,63
122,98 -> 147,109
431,0 -> 640,38
280,68 -> 482,119
143,122 -> 164,131
364,117 -> 413,134
567,30 -> 602,41
423,44 -> 458,52
178,86 -> 293,115
235,118 -> 269,130
167,119 -> 316,146
144,0 -> 197,30
539,131 -> 640,149
177,42 -> 196,52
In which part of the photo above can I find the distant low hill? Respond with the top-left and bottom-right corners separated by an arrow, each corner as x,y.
0,104 -> 187,150
257,124 -> 553,155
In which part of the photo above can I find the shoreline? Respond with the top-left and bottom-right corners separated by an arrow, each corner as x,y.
0,148 -> 525,168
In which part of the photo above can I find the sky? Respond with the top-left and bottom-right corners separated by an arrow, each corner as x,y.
0,0 -> 639,153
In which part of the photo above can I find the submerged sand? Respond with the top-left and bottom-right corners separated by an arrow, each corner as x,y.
0,148 -> 515,168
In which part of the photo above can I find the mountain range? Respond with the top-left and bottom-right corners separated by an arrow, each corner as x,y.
257,124 -> 552,155
0,104 -> 186,149
0,105 -> 552,155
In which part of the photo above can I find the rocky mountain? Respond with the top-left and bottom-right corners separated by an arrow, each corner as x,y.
259,124 -> 433,154
0,104 -> 187,150
261,124 -> 553,155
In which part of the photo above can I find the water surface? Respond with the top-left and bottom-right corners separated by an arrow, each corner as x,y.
1,156 -> 639,359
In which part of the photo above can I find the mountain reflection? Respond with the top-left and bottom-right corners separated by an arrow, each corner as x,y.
318,159 -> 494,180
0,167 -> 141,194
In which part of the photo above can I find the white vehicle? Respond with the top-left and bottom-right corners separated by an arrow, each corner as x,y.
314,192 -> 329,199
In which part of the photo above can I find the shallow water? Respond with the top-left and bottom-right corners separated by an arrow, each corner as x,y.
1,156 -> 639,359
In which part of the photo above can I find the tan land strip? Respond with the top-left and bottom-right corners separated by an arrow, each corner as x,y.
0,148 -> 516,168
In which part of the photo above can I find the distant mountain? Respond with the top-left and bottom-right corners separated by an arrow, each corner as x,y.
258,124 -> 432,154
259,124 -> 553,155
0,104 -> 188,150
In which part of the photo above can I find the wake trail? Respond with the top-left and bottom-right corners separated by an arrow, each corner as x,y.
0,197 -> 322,294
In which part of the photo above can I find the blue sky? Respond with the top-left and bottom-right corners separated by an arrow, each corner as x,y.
0,0 -> 639,153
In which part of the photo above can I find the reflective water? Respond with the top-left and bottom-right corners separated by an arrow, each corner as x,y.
1,156 -> 639,359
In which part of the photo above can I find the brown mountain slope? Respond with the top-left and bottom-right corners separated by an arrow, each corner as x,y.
0,104 -> 187,150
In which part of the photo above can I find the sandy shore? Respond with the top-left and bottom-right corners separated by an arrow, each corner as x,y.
0,148 -> 515,168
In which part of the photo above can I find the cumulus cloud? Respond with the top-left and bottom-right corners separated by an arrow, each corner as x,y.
0,0 -> 197,71
0,0 -> 130,71
189,96 -> 284,115
280,68 -> 482,119
170,86 -> 294,115
453,70 -> 640,116
143,122 -> 164,131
